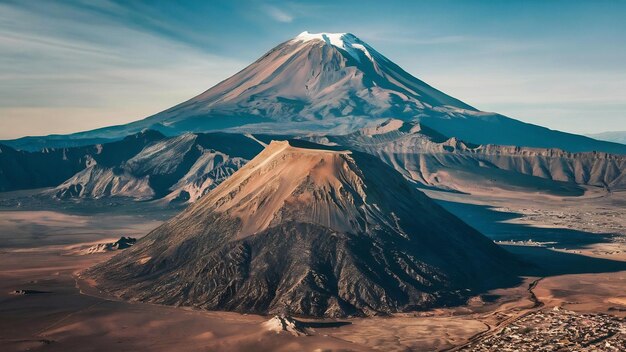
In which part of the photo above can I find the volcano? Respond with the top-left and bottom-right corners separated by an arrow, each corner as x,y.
4,31 -> 626,154
86,140 -> 518,317
144,31 -> 475,132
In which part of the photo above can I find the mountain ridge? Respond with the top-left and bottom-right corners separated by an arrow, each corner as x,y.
305,119 -> 626,195
4,122 -> 625,202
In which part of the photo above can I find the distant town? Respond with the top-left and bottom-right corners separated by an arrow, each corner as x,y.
466,307 -> 626,351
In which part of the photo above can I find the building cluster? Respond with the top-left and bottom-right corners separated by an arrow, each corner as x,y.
466,307 -> 626,351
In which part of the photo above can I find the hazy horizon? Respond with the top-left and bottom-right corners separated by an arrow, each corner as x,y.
1,0 -> 625,139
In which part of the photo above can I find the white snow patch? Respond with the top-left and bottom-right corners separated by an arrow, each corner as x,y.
351,43 -> 373,61
293,31 -> 375,63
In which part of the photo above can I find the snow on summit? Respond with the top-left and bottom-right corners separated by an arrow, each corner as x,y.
293,31 -> 374,62
294,31 -> 352,46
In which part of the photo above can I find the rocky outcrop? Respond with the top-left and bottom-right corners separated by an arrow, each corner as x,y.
82,237 -> 137,255
263,315 -> 308,336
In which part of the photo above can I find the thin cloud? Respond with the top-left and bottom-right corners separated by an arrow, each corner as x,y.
263,5 -> 293,23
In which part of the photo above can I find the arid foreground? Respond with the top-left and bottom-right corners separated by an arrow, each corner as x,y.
0,189 -> 625,351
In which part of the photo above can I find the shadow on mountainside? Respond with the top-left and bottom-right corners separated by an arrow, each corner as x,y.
298,320 -> 352,329
436,199 -> 615,249
435,199 -> 626,278
503,245 -> 626,277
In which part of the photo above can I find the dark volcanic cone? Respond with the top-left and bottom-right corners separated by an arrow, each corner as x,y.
86,140 -> 519,317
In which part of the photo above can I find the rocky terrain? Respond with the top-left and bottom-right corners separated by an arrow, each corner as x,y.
79,236 -> 137,255
86,140 -> 519,317
263,315 -> 309,336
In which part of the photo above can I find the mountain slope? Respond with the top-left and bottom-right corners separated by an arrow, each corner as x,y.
2,32 -> 624,154
86,140 -> 519,317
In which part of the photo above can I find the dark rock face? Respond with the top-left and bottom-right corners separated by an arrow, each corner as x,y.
87,141 -> 519,317
113,237 -> 137,250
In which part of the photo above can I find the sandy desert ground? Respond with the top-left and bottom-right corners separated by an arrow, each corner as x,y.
0,188 -> 625,351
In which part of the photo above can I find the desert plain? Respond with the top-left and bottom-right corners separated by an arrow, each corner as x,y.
1,186 -> 624,352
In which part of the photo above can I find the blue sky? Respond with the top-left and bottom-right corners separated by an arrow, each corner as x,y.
1,0 -> 625,139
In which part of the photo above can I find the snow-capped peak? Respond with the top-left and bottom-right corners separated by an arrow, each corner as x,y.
295,31 -> 351,46
293,31 -> 375,63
